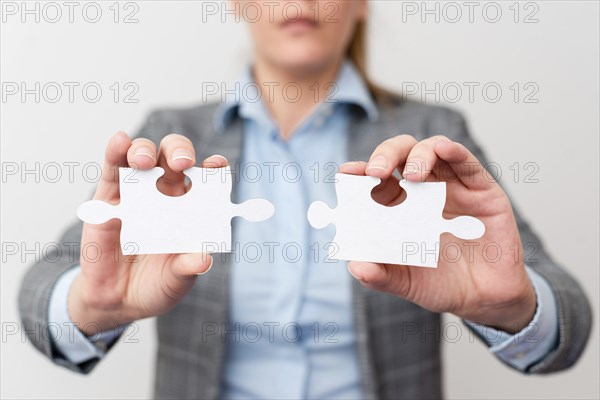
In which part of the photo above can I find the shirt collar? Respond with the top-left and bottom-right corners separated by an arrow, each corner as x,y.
213,59 -> 379,132
332,60 -> 379,121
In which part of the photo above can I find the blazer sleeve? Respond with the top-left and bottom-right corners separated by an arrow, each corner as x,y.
434,108 -> 593,373
18,111 -> 172,373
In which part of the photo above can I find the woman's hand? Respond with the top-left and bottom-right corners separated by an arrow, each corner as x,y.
68,131 -> 228,336
341,135 -> 536,333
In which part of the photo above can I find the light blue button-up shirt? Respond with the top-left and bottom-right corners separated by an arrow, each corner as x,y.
48,60 -> 559,398
214,61 -> 378,400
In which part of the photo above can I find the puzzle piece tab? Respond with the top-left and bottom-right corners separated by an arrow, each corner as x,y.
77,166 -> 274,255
307,173 -> 485,268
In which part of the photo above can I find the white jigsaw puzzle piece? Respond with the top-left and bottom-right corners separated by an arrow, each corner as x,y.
77,166 -> 274,255
307,173 -> 485,268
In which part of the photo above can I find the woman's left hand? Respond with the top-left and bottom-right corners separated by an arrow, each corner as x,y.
340,134 -> 536,333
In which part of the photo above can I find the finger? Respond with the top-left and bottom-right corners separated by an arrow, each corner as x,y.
93,131 -> 131,202
84,131 -> 131,271
433,141 -> 490,190
338,161 -> 367,175
157,134 -> 196,196
348,261 -> 412,298
127,138 -> 158,170
403,135 -> 451,182
365,135 -> 417,179
339,162 -> 406,206
201,154 -> 229,168
179,155 -> 229,193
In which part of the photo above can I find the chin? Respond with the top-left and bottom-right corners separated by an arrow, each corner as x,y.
271,44 -> 334,76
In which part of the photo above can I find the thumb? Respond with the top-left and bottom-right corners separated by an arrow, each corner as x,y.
160,253 -> 213,300
169,252 -> 214,276
348,261 -> 411,297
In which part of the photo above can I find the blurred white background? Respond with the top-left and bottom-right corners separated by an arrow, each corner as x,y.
1,1 -> 598,399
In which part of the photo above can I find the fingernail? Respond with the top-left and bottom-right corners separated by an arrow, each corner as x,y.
367,156 -> 388,171
196,256 -> 214,276
134,149 -> 155,161
114,130 -> 129,139
172,148 -> 193,162
340,161 -> 359,171
347,264 -> 364,282
204,154 -> 228,167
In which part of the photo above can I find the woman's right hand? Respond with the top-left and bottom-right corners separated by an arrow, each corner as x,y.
68,131 -> 227,336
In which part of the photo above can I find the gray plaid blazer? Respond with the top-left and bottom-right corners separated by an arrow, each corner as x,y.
19,99 -> 592,399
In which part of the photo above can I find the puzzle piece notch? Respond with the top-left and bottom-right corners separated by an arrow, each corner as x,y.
77,200 -> 121,224
306,201 -> 334,229
76,166 -> 167,224
441,215 -> 485,240
233,199 -> 275,222
307,173 -> 486,267
77,166 -> 274,255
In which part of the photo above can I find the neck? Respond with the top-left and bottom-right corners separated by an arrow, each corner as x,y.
252,57 -> 344,139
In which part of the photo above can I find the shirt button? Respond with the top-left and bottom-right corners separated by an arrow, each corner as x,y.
95,340 -> 108,351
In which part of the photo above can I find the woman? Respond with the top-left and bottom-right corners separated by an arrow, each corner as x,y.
20,1 -> 591,399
